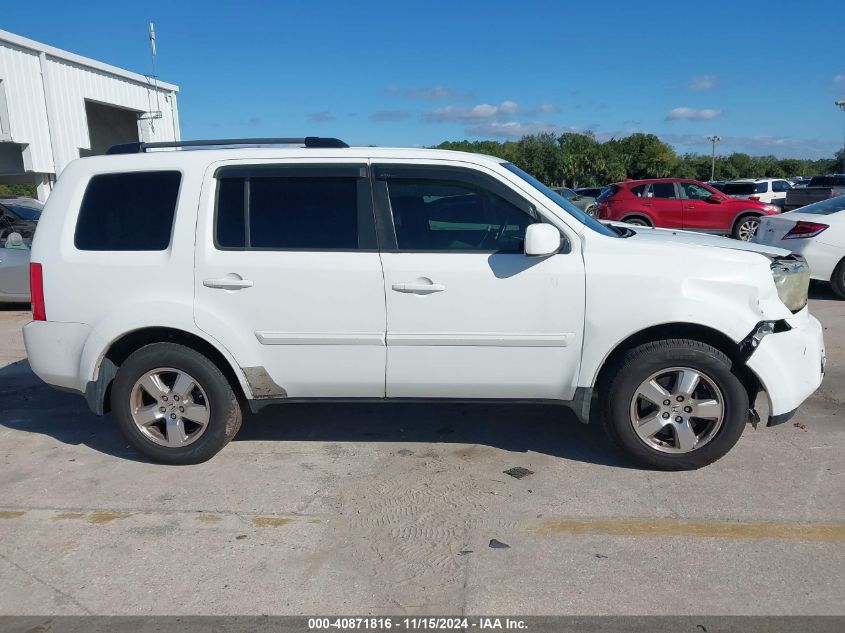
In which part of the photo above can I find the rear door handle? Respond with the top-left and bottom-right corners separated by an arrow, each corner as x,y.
392,282 -> 446,295
203,276 -> 254,290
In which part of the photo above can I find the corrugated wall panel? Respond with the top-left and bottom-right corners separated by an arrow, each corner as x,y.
45,56 -> 178,173
0,41 -> 54,172
0,37 -> 179,177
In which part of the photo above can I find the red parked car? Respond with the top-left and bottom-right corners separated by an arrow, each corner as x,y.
595,178 -> 781,240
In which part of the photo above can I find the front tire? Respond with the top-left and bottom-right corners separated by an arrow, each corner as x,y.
601,339 -> 749,470
111,343 -> 243,464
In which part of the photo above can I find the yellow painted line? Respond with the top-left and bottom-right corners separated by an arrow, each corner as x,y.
0,511 -> 25,519
252,516 -> 293,528
87,511 -> 133,525
531,518 -> 845,543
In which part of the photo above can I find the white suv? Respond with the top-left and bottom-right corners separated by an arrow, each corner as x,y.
23,138 -> 826,470
722,178 -> 793,208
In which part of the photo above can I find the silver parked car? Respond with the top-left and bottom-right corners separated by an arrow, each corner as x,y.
0,197 -> 41,302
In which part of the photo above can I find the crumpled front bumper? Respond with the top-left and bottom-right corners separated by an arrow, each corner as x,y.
745,307 -> 825,424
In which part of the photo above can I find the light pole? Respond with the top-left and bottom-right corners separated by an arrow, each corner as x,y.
707,135 -> 721,181
837,101 -> 845,174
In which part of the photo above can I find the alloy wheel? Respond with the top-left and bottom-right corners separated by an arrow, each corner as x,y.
629,367 -> 725,454
737,218 -> 760,241
129,367 -> 210,448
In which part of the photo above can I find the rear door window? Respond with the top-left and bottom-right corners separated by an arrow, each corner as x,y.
650,183 -> 677,198
74,171 -> 181,251
214,165 -> 374,250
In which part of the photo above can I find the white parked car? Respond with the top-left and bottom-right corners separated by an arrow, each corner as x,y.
23,138 -> 825,470
722,178 -> 793,208
753,195 -> 845,297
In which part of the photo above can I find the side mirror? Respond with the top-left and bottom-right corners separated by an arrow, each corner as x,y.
707,194 -> 722,203
525,223 -> 561,257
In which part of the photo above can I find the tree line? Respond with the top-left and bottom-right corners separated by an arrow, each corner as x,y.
437,132 -> 845,188
1,132 -> 842,198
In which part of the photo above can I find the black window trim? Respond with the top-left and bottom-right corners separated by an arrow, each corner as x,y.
371,163 -> 568,254
73,169 -> 184,252
212,163 -> 378,252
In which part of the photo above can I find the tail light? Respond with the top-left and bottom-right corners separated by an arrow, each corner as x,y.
29,262 -> 46,321
748,196 -> 760,201
782,221 -> 829,240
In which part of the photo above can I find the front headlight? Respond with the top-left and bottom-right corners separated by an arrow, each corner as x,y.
771,256 -> 810,312
763,204 -> 780,213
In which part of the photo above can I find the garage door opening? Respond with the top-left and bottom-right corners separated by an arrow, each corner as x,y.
80,101 -> 140,157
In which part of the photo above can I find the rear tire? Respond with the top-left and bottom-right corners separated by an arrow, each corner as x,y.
621,215 -> 652,227
831,259 -> 845,299
600,339 -> 749,471
732,214 -> 761,241
111,342 -> 243,464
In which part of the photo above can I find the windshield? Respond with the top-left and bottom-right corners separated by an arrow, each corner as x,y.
792,193 -> 845,216
502,163 -> 617,237
2,203 -> 41,221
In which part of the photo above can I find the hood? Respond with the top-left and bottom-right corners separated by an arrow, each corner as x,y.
604,222 -> 791,257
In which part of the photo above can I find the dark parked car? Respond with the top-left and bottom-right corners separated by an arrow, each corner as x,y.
784,174 -> 845,211
551,187 -> 599,216
0,197 -> 42,241
574,186 -> 607,199
596,178 -> 782,240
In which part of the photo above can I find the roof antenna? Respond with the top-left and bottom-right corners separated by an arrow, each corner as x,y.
140,21 -> 163,134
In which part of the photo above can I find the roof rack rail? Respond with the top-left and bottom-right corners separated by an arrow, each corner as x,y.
105,137 -> 349,155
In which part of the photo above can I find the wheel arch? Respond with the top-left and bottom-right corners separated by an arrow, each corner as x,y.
92,327 -> 251,415
731,210 -> 763,231
590,322 -> 759,408
619,212 -> 654,226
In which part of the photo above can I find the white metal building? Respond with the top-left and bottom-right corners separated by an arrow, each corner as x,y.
0,29 -> 180,200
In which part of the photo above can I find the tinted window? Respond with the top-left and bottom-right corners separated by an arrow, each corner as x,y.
723,182 -> 757,196
216,176 -> 359,249
630,184 -> 648,197
807,176 -> 845,187
386,178 -> 537,251
680,182 -> 713,200
651,183 -> 677,198
772,180 -> 791,192
216,178 -> 246,248
74,171 -> 181,251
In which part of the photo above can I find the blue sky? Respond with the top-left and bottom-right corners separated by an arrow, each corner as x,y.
3,0 -> 844,158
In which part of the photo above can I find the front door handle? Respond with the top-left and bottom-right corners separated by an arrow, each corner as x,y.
392,281 -> 446,295
203,275 -> 254,290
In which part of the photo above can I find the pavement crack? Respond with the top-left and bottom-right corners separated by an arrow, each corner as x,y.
0,549 -> 94,614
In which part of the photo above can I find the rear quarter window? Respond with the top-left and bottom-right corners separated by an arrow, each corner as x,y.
74,171 -> 182,251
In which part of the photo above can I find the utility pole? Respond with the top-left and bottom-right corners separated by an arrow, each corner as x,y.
707,135 -> 721,181
837,101 -> 845,174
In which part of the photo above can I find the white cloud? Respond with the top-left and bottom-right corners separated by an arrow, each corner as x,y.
308,111 -> 335,122
422,101 -> 523,123
665,107 -> 723,121
396,85 -> 474,100
465,121 -> 577,138
689,75 -> 718,91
